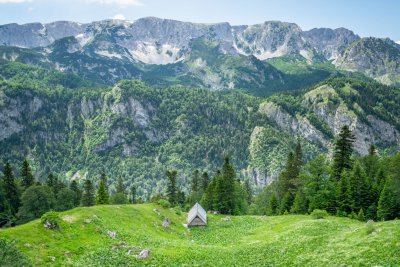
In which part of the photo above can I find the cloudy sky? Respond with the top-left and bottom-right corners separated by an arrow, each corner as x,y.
0,0 -> 399,41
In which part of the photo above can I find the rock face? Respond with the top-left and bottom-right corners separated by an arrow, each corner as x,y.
303,28 -> 360,60
334,37 -> 400,86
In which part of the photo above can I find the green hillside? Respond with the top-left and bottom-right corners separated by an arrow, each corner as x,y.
1,204 -> 399,266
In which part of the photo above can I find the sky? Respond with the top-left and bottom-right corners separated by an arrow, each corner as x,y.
0,0 -> 399,41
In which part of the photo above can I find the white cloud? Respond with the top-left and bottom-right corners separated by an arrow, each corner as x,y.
111,14 -> 126,20
0,0 -> 32,3
87,0 -> 143,6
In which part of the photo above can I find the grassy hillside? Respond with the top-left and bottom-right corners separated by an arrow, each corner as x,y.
1,204 -> 399,266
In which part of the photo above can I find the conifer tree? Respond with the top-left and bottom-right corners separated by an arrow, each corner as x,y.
2,163 -> 20,215
336,171 -> 353,215
81,179 -> 95,206
291,190 -> 308,214
69,180 -> 82,207
116,176 -> 125,194
20,159 -> 34,188
244,178 -> 253,205
96,173 -> 109,205
332,125 -> 355,180
191,170 -> 200,193
350,162 -> 368,211
166,170 -> 178,205
268,193 -> 279,215
130,185 -> 136,204
377,179 -> 395,220
201,172 -> 210,191
279,192 -> 293,214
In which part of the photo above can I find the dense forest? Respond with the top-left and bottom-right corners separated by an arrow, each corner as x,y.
1,125 -> 399,228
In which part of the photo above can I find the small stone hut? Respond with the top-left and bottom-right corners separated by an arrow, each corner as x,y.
187,203 -> 207,227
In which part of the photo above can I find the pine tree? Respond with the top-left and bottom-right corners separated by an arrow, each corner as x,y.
2,163 -> 20,215
350,162 -> 368,211
219,156 -> 236,214
336,171 -> 353,215
116,176 -> 125,194
166,170 -> 178,205
377,179 -> 395,220
244,178 -> 253,205
69,180 -> 82,207
201,172 -> 210,191
96,173 -> 109,205
268,193 -> 279,215
291,190 -> 308,214
357,208 -> 366,221
130,185 -> 136,204
191,170 -> 200,193
81,179 -> 95,206
279,192 -> 293,214
20,159 -> 34,188
332,125 -> 355,180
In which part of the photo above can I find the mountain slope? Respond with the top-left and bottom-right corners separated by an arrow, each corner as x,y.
1,204 -> 399,266
1,62 -> 399,194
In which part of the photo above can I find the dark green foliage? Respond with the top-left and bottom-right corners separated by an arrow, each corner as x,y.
70,180 -> 82,207
130,185 -> 136,204
279,192 -> 293,214
166,170 -> 178,205
46,173 -> 65,195
268,193 -> 279,216
377,179 -> 396,220
201,172 -> 210,192
115,176 -> 125,194
291,190 -> 308,214
2,163 -> 20,215
244,179 -> 253,205
0,239 -> 30,266
18,185 -> 55,223
20,159 -> 35,188
96,173 -> 109,205
336,171 -> 354,215
56,188 -> 76,211
332,126 -> 355,180
110,193 -> 128,204
81,179 -> 95,207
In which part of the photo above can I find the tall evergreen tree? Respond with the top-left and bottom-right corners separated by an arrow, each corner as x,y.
350,162 -> 369,212
268,193 -> 279,216
377,179 -> 396,221
166,170 -> 178,205
291,190 -> 308,214
201,172 -> 210,192
130,185 -> 136,204
332,125 -> 355,180
244,178 -> 253,205
336,171 -> 353,215
2,163 -> 20,215
20,159 -> 34,188
96,173 -> 109,205
115,176 -> 125,194
191,170 -> 200,193
216,157 -> 236,214
81,179 -> 95,207
69,180 -> 82,207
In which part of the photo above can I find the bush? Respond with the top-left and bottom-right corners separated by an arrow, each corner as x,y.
174,206 -> 182,215
311,209 -> 328,219
157,199 -> 171,209
18,185 -> 55,224
0,239 -> 30,266
366,220 -> 376,235
41,211 -> 62,230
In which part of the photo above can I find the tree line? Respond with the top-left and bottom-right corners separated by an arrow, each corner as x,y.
252,125 -> 400,221
0,162 -> 137,227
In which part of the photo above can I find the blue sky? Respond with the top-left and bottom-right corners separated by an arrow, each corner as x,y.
0,0 -> 399,41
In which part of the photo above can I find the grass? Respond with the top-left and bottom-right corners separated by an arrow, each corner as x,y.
1,204 -> 400,266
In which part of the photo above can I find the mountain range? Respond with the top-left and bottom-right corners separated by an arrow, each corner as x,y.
0,17 -> 400,196
1,17 -> 400,95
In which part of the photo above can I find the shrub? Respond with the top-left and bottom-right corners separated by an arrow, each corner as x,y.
0,239 -> 30,266
366,220 -> 376,235
174,206 -> 182,215
157,199 -> 171,209
41,211 -> 62,230
311,209 -> 328,219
